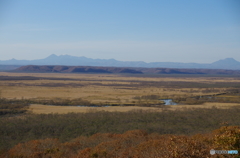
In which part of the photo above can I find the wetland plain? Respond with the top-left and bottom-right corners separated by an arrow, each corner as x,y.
1,72 -> 240,157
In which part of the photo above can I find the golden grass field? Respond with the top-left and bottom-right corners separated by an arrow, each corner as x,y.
29,102 -> 240,114
29,104 -> 163,114
1,72 -> 240,114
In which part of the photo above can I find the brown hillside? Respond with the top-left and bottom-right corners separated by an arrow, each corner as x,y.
14,65 -> 143,74
4,126 -> 240,158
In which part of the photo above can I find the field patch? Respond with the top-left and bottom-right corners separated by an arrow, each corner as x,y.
29,104 -> 164,114
0,72 -> 240,107
29,102 -> 240,114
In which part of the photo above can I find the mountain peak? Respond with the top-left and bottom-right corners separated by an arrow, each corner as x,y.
212,58 -> 239,64
222,58 -> 238,62
210,58 -> 240,69
46,54 -> 58,59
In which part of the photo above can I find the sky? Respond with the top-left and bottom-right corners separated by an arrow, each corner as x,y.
0,0 -> 240,63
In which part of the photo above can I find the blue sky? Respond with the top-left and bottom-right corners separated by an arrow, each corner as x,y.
0,0 -> 239,63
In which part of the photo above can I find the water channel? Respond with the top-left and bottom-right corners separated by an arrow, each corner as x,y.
160,99 -> 178,105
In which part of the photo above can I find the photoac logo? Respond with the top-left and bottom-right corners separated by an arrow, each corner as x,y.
210,149 -> 238,155
210,149 -> 215,155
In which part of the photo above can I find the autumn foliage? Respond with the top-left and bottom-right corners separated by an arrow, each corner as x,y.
2,126 -> 239,158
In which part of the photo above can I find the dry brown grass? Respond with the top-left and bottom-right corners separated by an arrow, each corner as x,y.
169,102 -> 240,109
0,72 -> 239,105
29,102 -> 240,114
29,104 -> 164,114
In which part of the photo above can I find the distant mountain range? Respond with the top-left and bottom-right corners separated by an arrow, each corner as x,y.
1,54 -> 240,70
13,65 -> 240,75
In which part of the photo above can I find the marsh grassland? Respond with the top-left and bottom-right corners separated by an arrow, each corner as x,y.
1,72 -> 240,157
1,72 -> 240,110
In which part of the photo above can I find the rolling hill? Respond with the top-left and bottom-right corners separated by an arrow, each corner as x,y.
13,65 -> 240,75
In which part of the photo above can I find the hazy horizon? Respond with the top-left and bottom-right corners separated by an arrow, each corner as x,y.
1,53 -> 240,64
1,0 -> 240,63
